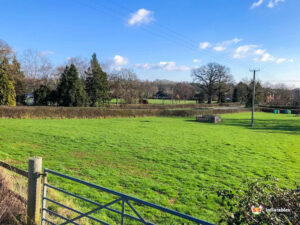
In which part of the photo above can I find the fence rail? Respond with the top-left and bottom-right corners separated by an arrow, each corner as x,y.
0,158 -> 214,225
42,169 -> 214,225
0,160 -> 28,177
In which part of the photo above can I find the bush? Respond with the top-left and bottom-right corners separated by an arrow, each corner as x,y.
217,176 -> 300,225
0,106 -> 250,119
139,99 -> 149,104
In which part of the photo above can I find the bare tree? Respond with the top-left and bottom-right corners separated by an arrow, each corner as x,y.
216,66 -> 233,103
20,49 -> 53,79
19,49 -> 55,92
66,56 -> 89,80
270,83 -> 292,106
0,39 -> 13,61
137,81 -> 158,100
117,69 -> 139,104
109,73 -> 123,104
192,63 -> 231,104
173,82 -> 195,103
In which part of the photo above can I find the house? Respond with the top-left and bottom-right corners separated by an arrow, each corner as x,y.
24,94 -> 34,106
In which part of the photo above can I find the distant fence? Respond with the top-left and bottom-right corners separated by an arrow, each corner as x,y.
0,157 -> 214,225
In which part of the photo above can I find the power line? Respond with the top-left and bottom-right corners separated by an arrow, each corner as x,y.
73,0 -> 252,72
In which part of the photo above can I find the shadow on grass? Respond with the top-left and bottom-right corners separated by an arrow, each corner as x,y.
222,118 -> 300,135
185,118 -> 300,135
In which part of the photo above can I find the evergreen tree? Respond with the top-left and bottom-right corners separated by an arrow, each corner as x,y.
33,85 -> 51,105
85,53 -> 110,106
11,56 -> 26,102
56,64 -> 87,107
233,82 -> 248,103
232,87 -> 238,102
0,68 -> 16,106
246,81 -> 264,107
0,56 -> 26,103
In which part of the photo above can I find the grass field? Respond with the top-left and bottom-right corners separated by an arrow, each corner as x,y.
0,112 -> 299,224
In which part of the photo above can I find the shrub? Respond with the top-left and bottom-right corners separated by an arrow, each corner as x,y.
217,176 -> 300,225
0,106 -> 250,119
139,99 -> 149,104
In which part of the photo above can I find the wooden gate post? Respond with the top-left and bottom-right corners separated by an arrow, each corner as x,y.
27,157 -> 42,225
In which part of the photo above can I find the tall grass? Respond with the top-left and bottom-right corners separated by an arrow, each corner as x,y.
0,169 -> 27,224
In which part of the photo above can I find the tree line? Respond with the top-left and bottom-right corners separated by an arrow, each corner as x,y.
0,39 -> 298,107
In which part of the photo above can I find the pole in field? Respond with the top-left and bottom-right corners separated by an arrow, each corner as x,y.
249,69 -> 260,126
27,157 -> 43,225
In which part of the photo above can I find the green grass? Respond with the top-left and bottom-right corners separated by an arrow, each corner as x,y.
0,112 -> 299,224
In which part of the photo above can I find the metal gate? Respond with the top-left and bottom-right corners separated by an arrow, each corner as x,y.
41,169 -> 214,225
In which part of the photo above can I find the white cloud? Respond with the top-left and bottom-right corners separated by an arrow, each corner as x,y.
192,58 -> 201,63
113,55 -> 128,66
40,51 -> 54,56
275,58 -> 287,64
251,0 -> 264,9
254,49 -> 276,62
230,38 -> 243,44
233,45 -> 258,58
268,0 -> 285,8
128,9 -> 154,26
254,49 -> 265,55
213,46 -> 226,52
213,38 -> 242,52
199,42 -> 211,49
106,55 -> 129,71
289,59 -> 294,63
233,46 -> 292,64
251,0 -> 285,9
135,61 -> 190,71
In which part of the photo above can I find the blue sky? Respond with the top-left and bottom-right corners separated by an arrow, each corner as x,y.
0,0 -> 299,87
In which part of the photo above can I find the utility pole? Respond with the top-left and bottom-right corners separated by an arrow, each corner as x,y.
249,69 -> 260,126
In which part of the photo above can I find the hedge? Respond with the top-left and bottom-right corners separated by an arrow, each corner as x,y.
0,106 -> 250,119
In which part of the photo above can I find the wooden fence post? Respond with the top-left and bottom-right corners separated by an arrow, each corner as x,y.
27,157 -> 42,225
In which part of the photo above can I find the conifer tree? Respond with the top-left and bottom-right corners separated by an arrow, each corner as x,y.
0,68 -> 16,106
56,64 -> 87,106
0,56 -> 26,103
85,53 -> 110,106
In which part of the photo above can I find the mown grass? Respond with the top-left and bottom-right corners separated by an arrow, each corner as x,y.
0,113 -> 299,224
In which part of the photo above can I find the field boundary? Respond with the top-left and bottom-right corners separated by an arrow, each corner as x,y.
0,157 -> 214,225
0,106 -> 250,119
0,161 -> 28,178
42,168 -> 214,225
